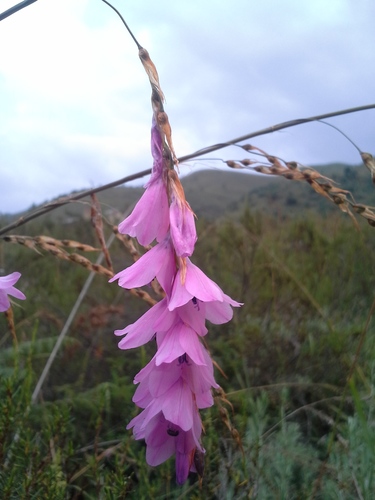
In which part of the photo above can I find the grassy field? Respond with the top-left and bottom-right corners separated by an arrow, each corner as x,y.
1,164 -> 375,498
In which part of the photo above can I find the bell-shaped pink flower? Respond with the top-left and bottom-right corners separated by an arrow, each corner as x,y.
117,119 -> 169,246
0,272 -> 26,312
139,411 -> 204,485
128,377 -> 195,433
168,258 -> 242,311
118,177 -> 169,246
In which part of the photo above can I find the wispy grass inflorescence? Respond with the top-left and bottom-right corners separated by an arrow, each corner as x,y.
225,142 -> 375,230
2,234 -> 113,277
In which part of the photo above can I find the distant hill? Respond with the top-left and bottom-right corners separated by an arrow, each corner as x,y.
100,163 -> 374,221
1,163 -> 374,230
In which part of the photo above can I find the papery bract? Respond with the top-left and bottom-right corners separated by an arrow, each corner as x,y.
149,117 -> 164,182
0,272 -> 26,312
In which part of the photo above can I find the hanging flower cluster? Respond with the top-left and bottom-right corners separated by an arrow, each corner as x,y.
0,272 -> 26,312
110,48 -> 241,484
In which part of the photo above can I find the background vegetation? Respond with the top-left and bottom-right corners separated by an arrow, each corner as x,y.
1,164 -> 375,499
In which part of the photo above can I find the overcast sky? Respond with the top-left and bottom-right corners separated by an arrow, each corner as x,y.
0,0 -> 374,213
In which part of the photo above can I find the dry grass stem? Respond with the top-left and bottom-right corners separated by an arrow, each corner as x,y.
4,307 -> 17,347
114,228 -> 141,261
214,388 -> 243,454
91,194 -> 113,272
3,234 -> 99,252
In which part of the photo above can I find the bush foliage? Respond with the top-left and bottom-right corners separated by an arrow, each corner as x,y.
1,191 -> 375,498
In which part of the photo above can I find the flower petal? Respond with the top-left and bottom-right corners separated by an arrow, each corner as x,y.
0,272 -> 26,312
162,378 -> 194,431
110,239 -> 172,289
115,298 -> 168,349
168,259 -> 224,310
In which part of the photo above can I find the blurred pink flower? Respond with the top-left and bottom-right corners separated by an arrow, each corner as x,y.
0,272 -> 26,312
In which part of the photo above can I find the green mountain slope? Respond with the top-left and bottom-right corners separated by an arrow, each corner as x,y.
1,163 -> 373,230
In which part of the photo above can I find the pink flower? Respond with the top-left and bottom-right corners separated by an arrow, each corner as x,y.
134,411 -> 204,484
118,177 -> 169,246
117,119 -> 169,246
168,258 -> 242,311
133,352 -> 219,410
128,376 -> 195,433
0,272 -> 26,312
110,112 -> 242,485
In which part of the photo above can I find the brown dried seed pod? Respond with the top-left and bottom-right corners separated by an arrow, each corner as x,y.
332,194 -> 345,205
240,143 -> 254,152
286,161 -> 298,170
351,204 -> 367,214
240,158 -> 253,166
226,160 -> 243,169
284,171 -> 306,180
283,172 -> 295,180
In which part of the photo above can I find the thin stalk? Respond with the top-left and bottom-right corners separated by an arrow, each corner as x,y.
101,0 -> 142,49
180,103 -> 375,162
0,0 -> 38,22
